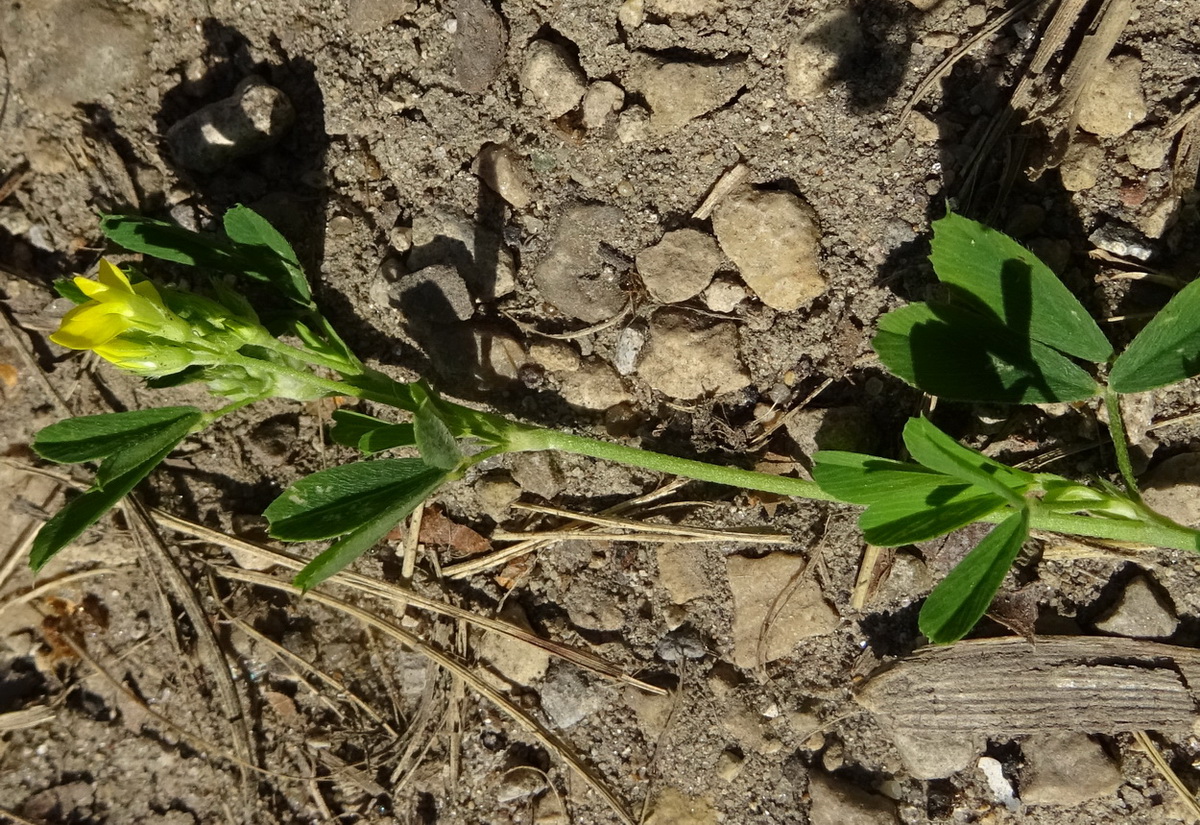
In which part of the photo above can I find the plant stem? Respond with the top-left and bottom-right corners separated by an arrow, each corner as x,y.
1104,386 -> 1142,501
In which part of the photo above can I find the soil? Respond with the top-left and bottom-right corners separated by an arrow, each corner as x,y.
2,1 -> 1200,823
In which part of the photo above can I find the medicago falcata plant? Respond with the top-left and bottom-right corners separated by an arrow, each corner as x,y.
29,206 -> 1200,643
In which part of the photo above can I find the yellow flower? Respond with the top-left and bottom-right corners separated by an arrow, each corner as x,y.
51,259 -> 185,352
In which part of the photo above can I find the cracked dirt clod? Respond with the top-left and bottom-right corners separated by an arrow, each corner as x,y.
532,204 -> 627,323
629,59 -> 748,136
636,228 -> 722,303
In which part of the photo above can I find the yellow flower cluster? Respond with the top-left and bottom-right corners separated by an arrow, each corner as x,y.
51,260 -> 194,374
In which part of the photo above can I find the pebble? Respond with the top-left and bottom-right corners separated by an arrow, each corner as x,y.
409,211 -> 516,300
964,4 -> 988,27
581,81 -> 626,130
474,143 -> 533,209
557,359 -> 632,411
539,665 -> 607,728
344,0 -> 416,32
644,787 -> 719,825
636,229 -> 722,303
784,8 -> 863,101
496,769 -> 546,802
6,0 -> 151,112
167,77 -> 296,173
510,452 -> 566,500
656,624 -> 707,662
1125,134 -> 1169,171
532,205 -> 627,323
475,473 -> 521,521
785,406 -> 875,459
610,324 -> 646,376
450,0 -> 508,94
725,553 -> 838,668
618,0 -> 645,28
656,542 -> 711,604
648,0 -> 723,16
530,339 -> 581,374
390,265 -> 475,324
521,40 -> 587,118
1087,222 -> 1154,261
476,603 -> 551,688
712,189 -> 826,311
631,60 -> 747,136
808,772 -> 899,825
1021,732 -> 1122,806
472,325 -> 528,382
636,309 -> 750,399
1077,55 -> 1147,138
1058,136 -> 1103,192
1093,574 -> 1178,639
1142,453 -> 1200,525
702,274 -> 750,313
716,749 -> 745,781
888,729 -> 984,779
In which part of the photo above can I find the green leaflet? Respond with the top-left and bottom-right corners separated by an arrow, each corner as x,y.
414,398 -> 462,471
902,417 -> 1032,506
265,458 -> 446,541
812,451 -> 1006,546
930,212 -> 1112,362
918,508 -> 1031,644
330,409 -> 416,455
1109,276 -> 1200,393
30,434 -> 195,571
34,407 -> 203,465
222,205 -> 312,304
874,302 -> 1100,404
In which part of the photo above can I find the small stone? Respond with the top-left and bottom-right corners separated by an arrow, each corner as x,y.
702,274 -> 750,313
1059,136 -> 1104,192
712,189 -> 825,311
784,9 -> 863,101
409,211 -> 516,300
644,787 -> 719,825
617,106 -> 651,143
785,406 -> 874,459
582,81 -> 625,130
390,265 -> 475,324
533,205 -> 627,323
637,309 -> 750,399
977,757 -> 1019,812
476,603 -> 550,688
539,664 -> 607,728
510,452 -> 566,500
533,792 -> 567,825
496,769 -> 546,802
1093,574 -> 1178,639
656,624 -> 707,661
908,112 -> 940,143
612,325 -> 647,376
167,77 -> 296,173
521,40 -> 587,118
888,729 -> 985,779
557,359 -> 632,411
637,229 -> 722,303
1077,56 -> 1147,138
475,473 -> 521,521
1088,222 -> 1154,261
726,553 -> 838,668
808,773 -> 899,825
345,0 -> 417,32
1022,732 -> 1122,806
474,325 -> 528,381
874,552 -> 933,608
964,4 -> 987,26
618,0 -> 645,28
631,60 -> 747,136
474,143 -> 533,209
530,339 -> 581,373
716,749 -> 745,781
451,0 -> 508,94
656,542 -> 711,604
648,0 -> 723,17
1125,135 -> 1168,171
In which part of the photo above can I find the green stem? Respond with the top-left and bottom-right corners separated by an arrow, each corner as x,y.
224,352 -> 357,399
1104,386 -> 1142,501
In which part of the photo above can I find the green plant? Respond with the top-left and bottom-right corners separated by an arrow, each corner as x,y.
30,207 -> 1200,643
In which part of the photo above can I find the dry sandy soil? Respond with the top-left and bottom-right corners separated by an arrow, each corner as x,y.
2,0 -> 1200,823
